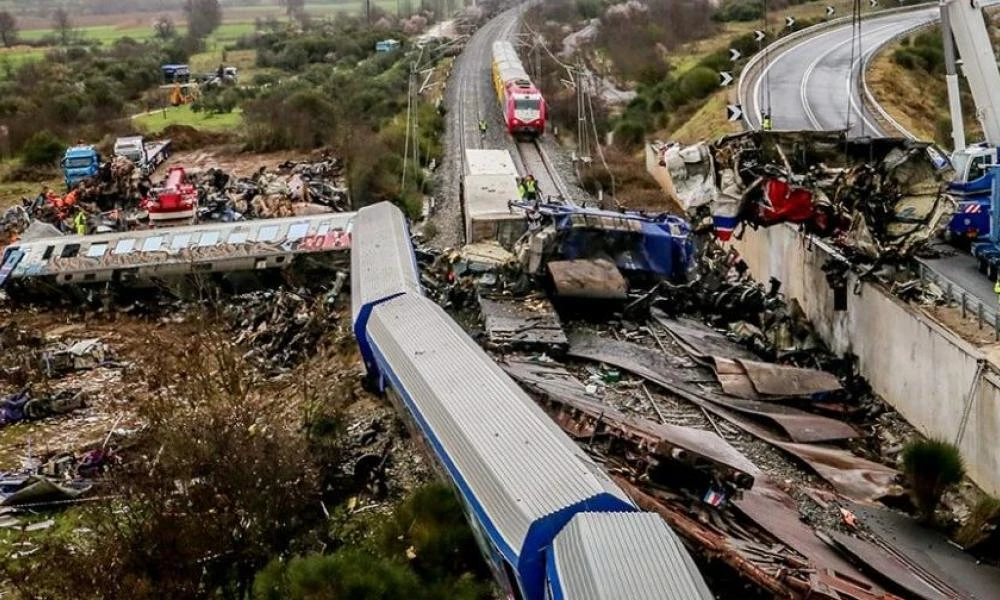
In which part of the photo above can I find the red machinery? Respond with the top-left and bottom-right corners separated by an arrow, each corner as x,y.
491,41 -> 546,138
142,166 -> 197,225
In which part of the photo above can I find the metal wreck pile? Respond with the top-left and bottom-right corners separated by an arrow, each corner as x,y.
654,131 -> 955,262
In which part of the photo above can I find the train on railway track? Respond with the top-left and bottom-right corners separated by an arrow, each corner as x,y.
350,201 -> 713,600
491,41 -> 546,138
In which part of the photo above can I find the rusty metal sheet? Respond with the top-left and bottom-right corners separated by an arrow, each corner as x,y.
736,359 -> 842,397
502,358 -> 758,488
823,532 -> 952,600
547,258 -> 627,300
732,479 -> 888,597
713,357 -> 762,400
849,503 -> 1000,600
618,478 -> 903,600
701,399 -> 899,502
773,441 -> 898,502
652,309 -> 758,362
478,297 -> 567,349
567,332 -> 858,443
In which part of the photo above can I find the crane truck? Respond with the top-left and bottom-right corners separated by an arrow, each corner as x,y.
940,0 -> 1000,241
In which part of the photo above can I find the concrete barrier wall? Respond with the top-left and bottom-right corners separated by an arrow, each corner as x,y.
730,224 -> 1000,495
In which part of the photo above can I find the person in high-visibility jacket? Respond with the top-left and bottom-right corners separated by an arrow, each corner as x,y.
995,278 -> 1000,306
478,119 -> 488,135
73,208 -> 88,236
516,177 -> 527,200
524,174 -> 538,201
762,113 -> 773,131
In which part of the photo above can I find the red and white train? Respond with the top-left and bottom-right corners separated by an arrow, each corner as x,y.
491,41 -> 546,138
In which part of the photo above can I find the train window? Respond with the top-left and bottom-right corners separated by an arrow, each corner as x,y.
60,244 -> 80,258
42,246 -> 55,260
256,225 -> 279,242
316,222 -> 331,237
86,243 -> 108,258
514,99 -> 541,111
198,231 -> 220,246
113,239 -> 136,255
255,259 -> 267,269
83,273 -> 96,281
227,231 -> 249,245
287,223 -> 309,241
170,234 -> 192,250
63,274 -> 73,281
142,236 -> 164,252
275,256 -> 286,264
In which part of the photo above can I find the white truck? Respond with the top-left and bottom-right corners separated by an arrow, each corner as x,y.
113,136 -> 172,177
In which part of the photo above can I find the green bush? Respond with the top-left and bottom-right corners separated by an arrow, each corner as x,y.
713,0 -> 764,22
253,550 -> 424,600
901,438 -> 965,523
679,66 -> 719,100
21,130 -> 65,166
614,119 -> 646,151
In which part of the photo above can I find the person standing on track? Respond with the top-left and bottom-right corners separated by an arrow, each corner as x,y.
524,174 -> 539,201
478,118 -> 488,137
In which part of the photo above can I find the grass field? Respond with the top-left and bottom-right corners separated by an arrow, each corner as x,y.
133,105 -> 244,135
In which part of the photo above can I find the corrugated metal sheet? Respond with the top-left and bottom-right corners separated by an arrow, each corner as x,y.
551,512 -> 713,600
350,203 -> 420,324
367,293 -> 632,553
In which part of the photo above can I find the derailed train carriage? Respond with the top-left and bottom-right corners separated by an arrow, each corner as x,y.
350,201 -> 713,600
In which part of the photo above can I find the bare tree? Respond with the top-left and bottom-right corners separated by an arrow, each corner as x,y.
52,7 -> 74,46
153,15 -> 177,40
0,11 -> 17,48
184,0 -> 222,40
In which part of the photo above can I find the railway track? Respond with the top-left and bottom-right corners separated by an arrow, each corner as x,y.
514,139 -> 572,204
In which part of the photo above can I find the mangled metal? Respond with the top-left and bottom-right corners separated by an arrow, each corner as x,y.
502,358 -> 758,495
654,131 -> 955,260
566,331 -> 859,443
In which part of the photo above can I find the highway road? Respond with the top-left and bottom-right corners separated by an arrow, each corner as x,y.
741,5 -> 1000,313
744,8 -> 937,135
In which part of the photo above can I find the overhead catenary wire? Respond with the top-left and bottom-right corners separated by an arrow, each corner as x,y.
762,0 -> 773,120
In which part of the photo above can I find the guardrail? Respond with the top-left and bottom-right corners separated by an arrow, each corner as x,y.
858,22 -> 936,138
737,1 -> 935,129
914,259 -> 1000,340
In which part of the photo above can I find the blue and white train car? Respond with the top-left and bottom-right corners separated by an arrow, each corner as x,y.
351,201 -> 714,600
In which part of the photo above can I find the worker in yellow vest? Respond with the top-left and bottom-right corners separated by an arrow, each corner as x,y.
762,113 -> 773,131
73,208 -> 87,236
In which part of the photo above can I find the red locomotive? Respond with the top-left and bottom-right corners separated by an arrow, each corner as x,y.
491,41 -> 546,138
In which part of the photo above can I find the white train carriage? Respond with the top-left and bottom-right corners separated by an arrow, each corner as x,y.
0,213 -> 355,288
350,202 -> 714,600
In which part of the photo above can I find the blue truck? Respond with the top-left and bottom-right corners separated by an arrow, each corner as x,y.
965,166 -> 1000,279
945,143 -> 997,242
60,145 -> 101,190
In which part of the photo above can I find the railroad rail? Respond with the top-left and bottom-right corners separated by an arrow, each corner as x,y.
514,140 -> 573,203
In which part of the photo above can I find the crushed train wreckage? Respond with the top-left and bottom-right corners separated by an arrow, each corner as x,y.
652,131 -> 954,262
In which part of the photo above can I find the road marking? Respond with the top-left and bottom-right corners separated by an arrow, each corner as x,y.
799,21 -> 898,130
750,9 -> 934,131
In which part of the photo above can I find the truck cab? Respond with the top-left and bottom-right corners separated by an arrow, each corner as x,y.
60,145 -> 101,190
949,143 -> 997,197
114,136 -> 147,168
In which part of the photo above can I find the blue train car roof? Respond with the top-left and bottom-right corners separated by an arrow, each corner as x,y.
548,512 -> 713,600
365,293 -> 634,599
